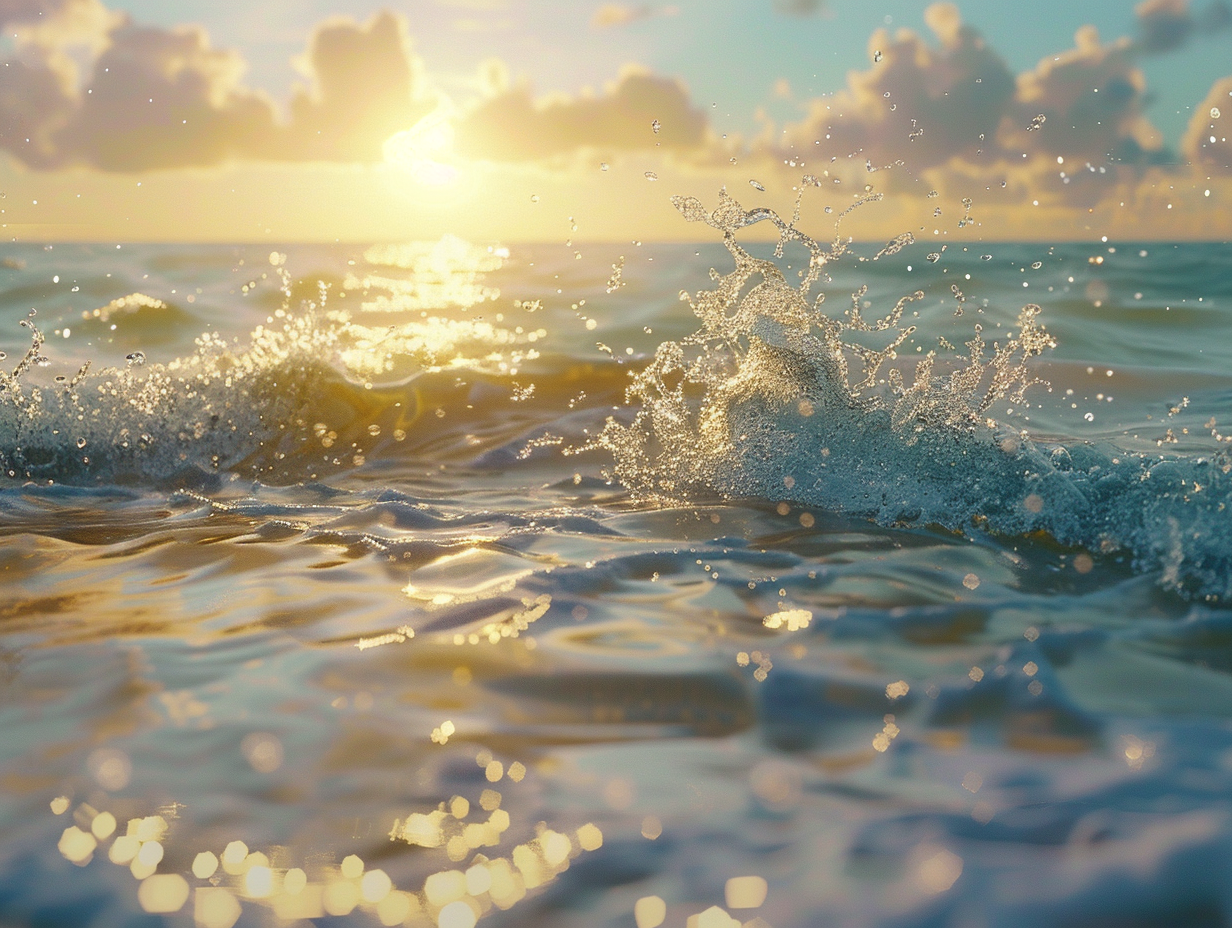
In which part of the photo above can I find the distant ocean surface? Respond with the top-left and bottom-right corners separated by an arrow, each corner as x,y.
3,209 -> 1232,927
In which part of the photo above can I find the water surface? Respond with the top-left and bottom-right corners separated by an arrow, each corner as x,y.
2,218 -> 1232,927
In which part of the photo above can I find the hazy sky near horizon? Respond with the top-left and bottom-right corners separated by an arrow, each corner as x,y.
3,0 -> 1232,241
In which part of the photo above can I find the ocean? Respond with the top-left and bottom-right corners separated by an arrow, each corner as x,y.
3,194 -> 1232,927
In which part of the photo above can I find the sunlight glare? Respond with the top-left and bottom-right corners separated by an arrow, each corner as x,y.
384,110 -> 459,186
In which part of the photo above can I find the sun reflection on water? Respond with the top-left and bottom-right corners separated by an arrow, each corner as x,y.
52,748 -> 603,927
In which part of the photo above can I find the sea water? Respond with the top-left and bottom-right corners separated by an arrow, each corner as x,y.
2,193 -> 1232,927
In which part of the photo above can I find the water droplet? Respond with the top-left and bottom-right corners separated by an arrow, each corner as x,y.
76,437 -> 87,449
530,194 -> 540,202
980,254 -> 992,261
651,119 -> 661,134
1026,114 -> 1046,131
1212,107 -> 1222,119
125,351 -> 146,367
749,179 -> 765,191
600,162 -> 609,171
926,253 -> 941,263
35,356 -> 50,367
644,172 -> 658,181
1031,261 -> 1042,269
874,50 -> 882,62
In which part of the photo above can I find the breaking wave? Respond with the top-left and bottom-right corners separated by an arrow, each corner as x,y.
599,186 -> 1232,600
0,244 -> 538,487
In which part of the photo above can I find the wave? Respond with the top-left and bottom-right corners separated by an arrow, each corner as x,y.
0,250 -> 540,487
598,187 -> 1232,600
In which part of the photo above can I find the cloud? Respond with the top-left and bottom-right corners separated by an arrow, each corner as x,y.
0,3 -> 701,171
781,4 -> 1017,172
0,0 -> 91,27
52,24 -> 278,171
773,0 -> 827,15
1181,75 -> 1232,171
1135,0 -> 1193,53
0,57 -> 77,167
1133,0 -> 1231,53
1012,26 -> 1165,164
1,0 -> 122,51
453,65 -> 706,160
591,4 -> 678,29
0,7 -> 434,170
777,5 -> 1167,183
1,0 -> 124,88
432,0 -> 507,8
278,12 -> 432,161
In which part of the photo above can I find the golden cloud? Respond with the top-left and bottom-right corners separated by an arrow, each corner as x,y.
55,23 -> 276,171
0,7 -> 433,170
277,12 -> 432,162
1182,75 -> 1232,171
591,4 -> 679,30
453,66 -> 707,161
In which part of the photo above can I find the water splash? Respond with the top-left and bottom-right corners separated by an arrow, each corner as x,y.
599,187 -> 1232,600
0,240 -> 534,486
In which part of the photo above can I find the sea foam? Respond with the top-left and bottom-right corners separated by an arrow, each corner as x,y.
600,187 -> 1232,600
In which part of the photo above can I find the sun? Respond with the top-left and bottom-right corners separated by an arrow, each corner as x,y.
383,110 -> 460,186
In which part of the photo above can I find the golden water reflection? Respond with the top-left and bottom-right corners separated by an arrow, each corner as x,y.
53,745 -> 606,927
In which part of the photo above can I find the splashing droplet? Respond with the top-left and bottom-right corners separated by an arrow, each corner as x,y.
651,119 -> 661,134
125,352 -> 146,367
644,172 -> 658,181
874,49 -> 882,62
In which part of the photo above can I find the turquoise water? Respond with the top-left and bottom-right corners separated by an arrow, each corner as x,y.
2,209 -> 1232,927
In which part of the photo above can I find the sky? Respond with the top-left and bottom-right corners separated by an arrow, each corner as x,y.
2,0 -> 1231,242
